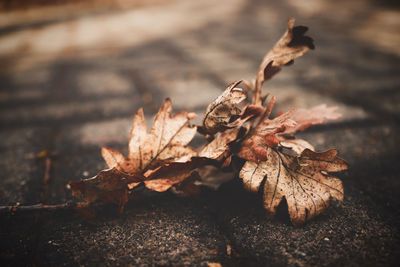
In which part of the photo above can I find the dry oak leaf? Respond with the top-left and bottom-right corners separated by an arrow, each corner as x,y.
239,148 -> 348,225
128,98 -> 197,170
253,18 -> 314,104
70,99 -> 198,209
202,80 -> 246,134
102,98 -> 197,191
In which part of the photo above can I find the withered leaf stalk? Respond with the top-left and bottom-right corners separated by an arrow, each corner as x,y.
0,19 -> 348,226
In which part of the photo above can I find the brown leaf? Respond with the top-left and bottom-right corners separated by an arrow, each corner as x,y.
101,147 -> 125,169
69,168 -> 142,213
102,100 -> 197,173
203,80 -> 246,134
238,109 -> 296,162
238,98 -> 339,160
199,128 -> 240,161
144,158 -> 207,192
239,148 -> 347,225
280,139 -> 315,155
105,98 -> 198,181
128,98 -> 197,171
253,18 -> 314,104
70,99 -> 199,209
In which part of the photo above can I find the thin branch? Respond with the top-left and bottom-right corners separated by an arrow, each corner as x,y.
0,183 -> 149,216
0,201 -> 77,214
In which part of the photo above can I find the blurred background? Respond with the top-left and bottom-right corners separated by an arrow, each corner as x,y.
0,0 -> 399,266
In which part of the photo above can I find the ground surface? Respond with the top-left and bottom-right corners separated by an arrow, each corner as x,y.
0,0 -> 399,266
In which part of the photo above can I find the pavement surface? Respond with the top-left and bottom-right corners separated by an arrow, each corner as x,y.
0,0 -> 399,266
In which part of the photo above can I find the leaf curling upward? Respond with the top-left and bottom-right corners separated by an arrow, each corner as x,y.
253,18 -> 315,105
203,80 -> 246,134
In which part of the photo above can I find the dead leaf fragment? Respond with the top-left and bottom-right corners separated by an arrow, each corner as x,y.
253,18 -> 314,104
144,160 -> 203,192
203,80 -> 246,134
69,168 -> 142,213
239,148 -> 348,225
280,139 -> 315,155
199,128 -> 240,161
101,147 -> 125,169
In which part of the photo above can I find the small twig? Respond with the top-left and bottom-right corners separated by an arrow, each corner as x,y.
0,201 -> 77,214
0,184 -> 150,216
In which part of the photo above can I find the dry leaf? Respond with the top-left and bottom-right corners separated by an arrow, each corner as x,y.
67,18 -> 348,226
253,18 -> 314,104
69,168 -> 142,213
238,109 -> 296,162
128,98 -> 197,170
280,139 -> 315,155
239,148 -> 347,225
203,80 -> 246,134
238,98 -> 340,161
143,159 -> 205,192
70,99 -> 199,209
107,98 -> 197,188
199,128 -> 240,161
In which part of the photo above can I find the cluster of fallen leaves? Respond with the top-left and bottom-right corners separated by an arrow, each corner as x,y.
70,19 -> 348,226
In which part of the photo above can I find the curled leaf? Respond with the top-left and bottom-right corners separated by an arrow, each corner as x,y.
203,80 -> 246,134
253,18 -> 314,104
